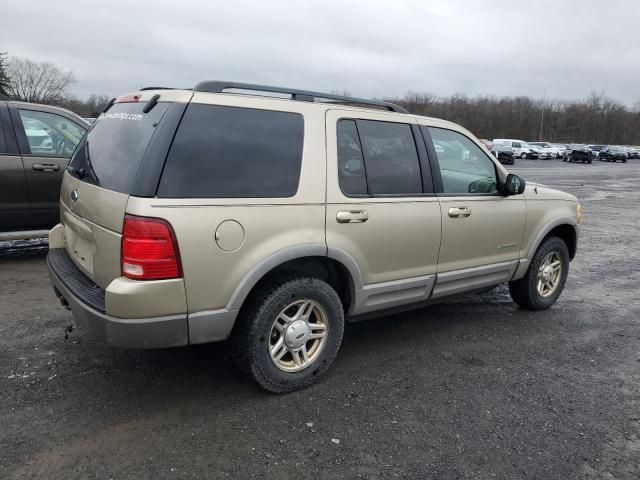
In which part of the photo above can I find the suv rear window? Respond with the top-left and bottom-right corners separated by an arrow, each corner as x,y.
68,102 -> 170,194
157,104 -> 304,198
337,119 -> 423,196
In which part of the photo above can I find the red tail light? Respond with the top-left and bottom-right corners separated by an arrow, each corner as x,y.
121,215 -> 182,280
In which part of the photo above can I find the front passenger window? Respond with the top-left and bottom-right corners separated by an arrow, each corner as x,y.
428,127 -> 498,195
18,109 -> 86,158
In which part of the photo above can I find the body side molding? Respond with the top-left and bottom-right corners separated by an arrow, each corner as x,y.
431,260 -> 518,299
351,274 -> 436,316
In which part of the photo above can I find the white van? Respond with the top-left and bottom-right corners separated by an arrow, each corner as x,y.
492,139 -> 539,159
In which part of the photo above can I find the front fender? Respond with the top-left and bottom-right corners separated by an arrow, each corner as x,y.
514,216 -> 578,279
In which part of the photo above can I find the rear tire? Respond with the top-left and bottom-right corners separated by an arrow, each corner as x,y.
232,275 -> 344,393
521,153 -> 527,159
509,236 -> 570,310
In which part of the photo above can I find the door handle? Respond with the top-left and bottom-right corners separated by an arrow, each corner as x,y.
448,207 -> 471,218
336,210 -> 369,224
32,163 -> 60,171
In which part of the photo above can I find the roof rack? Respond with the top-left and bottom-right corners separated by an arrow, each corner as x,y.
139,86 -> 177,91
192,80 -> 408,114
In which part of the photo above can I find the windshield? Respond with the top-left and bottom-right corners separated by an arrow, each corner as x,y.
68,102 -> 169,194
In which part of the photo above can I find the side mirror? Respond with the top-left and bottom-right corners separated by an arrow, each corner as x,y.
504,173 -> 526,196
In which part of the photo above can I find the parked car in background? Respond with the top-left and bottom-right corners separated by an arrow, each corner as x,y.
528,142 -> 554,159
563,144 -> 592,163
599,146 -> 628,163
0,100 -> 89,239
624,147 -> 639,159
492,139 -> 538,159
479,138 -> 492,151
491,144 -> 515,165
46,81 -> 580,392
553,144 -> 568,158
530,142 -> 563,159
588,145 -> 605,160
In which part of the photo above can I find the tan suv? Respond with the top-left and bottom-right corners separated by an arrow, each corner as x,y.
47,81 -> 581,392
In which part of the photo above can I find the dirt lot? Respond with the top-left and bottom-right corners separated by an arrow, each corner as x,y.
1,159 -> 639,479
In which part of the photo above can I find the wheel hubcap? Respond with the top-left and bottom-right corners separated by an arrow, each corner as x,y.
537,252 -> 562,297
268,300 -> 328,373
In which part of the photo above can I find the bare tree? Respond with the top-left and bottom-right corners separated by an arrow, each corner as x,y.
58,94 -> 111,117
6,57 -> 75,104
0,52 -> 10,98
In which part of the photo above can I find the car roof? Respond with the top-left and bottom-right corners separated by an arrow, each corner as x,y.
118,86 -> 468,134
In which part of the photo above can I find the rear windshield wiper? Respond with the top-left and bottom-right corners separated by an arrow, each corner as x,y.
142,94 -> 161,113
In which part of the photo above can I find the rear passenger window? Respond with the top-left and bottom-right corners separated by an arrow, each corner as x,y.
337,120 -> 367,196
337,119 -> 422,196
158,105 -> 304,198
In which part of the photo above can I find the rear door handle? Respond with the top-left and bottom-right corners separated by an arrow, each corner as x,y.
448,207 -> 471,218
32,163 -> 60,171
336,210 -> 369,223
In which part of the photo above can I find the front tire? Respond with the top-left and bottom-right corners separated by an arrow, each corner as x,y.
509,236 -> 570,310
232,276 -> 345,393
521,153 -> 527,159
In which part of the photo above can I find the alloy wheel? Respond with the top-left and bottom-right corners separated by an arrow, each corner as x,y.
268,300 -> 329,372
537,252 -> 562,297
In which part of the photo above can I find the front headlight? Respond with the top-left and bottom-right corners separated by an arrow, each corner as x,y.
577,204 -> 582,225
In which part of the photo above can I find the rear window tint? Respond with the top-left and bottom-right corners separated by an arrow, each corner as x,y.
158,104 -> 304,198
356,120 -> 422,195
68,102 -> 169,194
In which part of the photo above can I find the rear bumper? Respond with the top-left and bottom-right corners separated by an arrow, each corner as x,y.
47,248 -> 188,349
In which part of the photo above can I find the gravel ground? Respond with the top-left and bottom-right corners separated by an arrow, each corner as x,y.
1,159 -> 639,479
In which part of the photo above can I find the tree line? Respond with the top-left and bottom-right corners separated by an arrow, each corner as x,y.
392,92 -> 640,145
1,52 -> 639,144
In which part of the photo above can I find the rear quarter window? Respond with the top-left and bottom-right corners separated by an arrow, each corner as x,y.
157,104 -> 304,198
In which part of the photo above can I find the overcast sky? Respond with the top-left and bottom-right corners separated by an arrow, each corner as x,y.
3,0 -> 639,104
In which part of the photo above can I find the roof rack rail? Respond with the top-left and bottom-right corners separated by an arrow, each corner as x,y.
192,80 -> 408,114
139,86 -> 179,91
